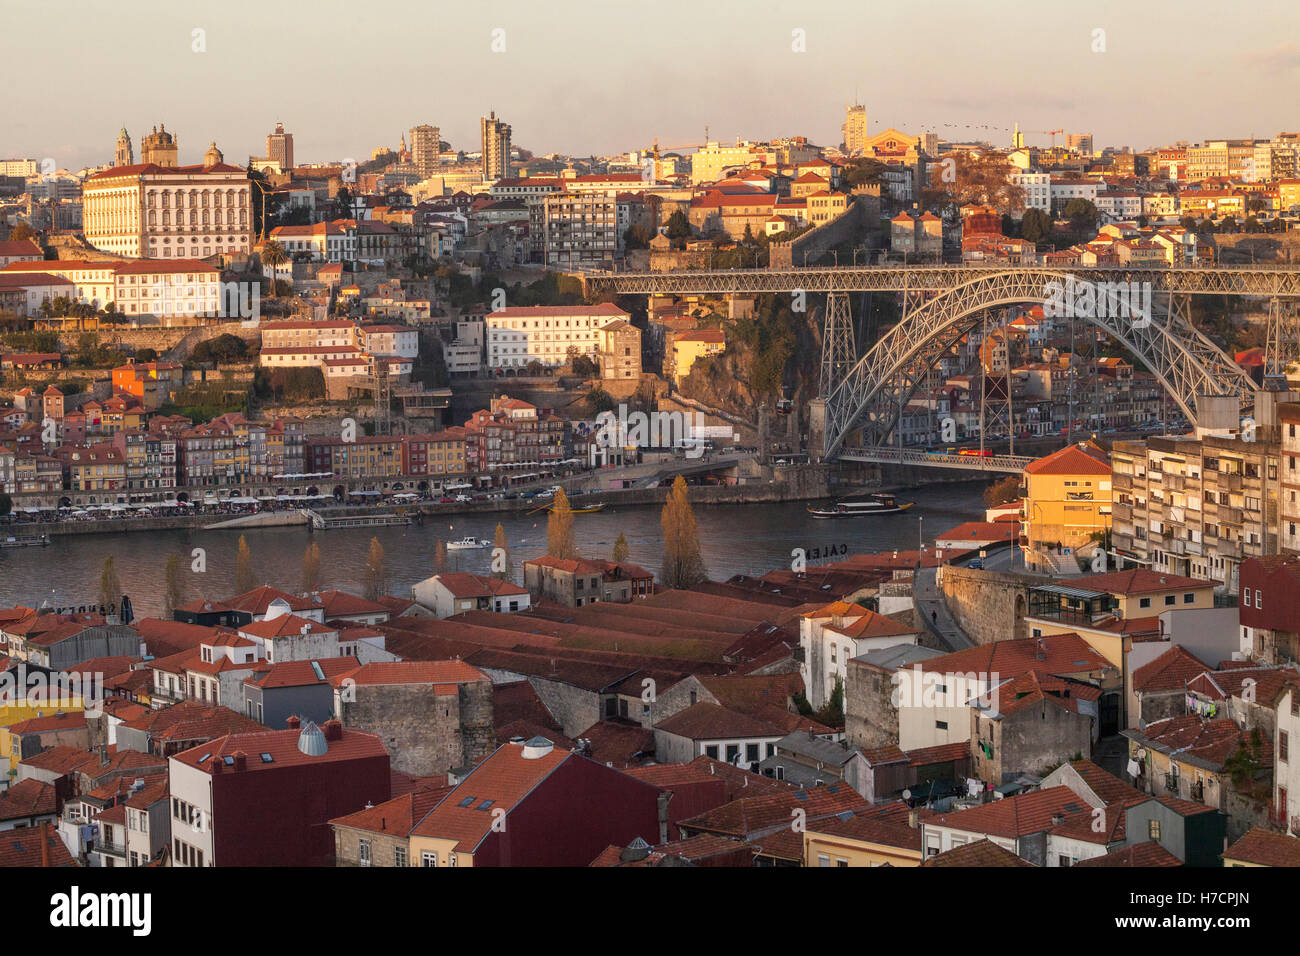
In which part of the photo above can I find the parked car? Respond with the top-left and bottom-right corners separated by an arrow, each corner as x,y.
438,496 -> 454,503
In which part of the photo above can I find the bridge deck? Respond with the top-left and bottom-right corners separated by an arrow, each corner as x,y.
839,446 -> 1033,473
586,263 -> 1300,296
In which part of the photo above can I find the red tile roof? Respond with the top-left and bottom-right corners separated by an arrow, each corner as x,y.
921,838 -> 1034,866
0,824 -> 76,867
0,779 -> 58,821
171,724 -> 387,773
1224,827 -> 1300,866
1074,840 -> 1181,867
925,786 -> 1091,839
1023,443 -> 1110,476
329,787 -> 451,836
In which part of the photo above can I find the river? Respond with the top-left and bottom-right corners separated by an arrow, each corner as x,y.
0,480 -> 994,618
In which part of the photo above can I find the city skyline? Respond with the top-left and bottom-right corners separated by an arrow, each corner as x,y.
6,0 -> 1300,171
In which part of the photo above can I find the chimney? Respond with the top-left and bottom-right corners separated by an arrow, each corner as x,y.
1051,813 -> 1065,826
210,757 -> 223,774
286,714 -> 301,729
1036,639 -> 1046,662
322,718 -> 343,741
907,809 -> 919,829
98,745 -> 108,767
40,821 -> 50,868
231,750 -> 247,770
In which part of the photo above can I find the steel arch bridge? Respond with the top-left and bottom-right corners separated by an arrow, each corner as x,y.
583,263 -> 1300,462
820,270 -> 1258,459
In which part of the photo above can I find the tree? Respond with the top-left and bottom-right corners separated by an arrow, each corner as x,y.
98,556 -> 122,609
664,209 -> 692,241
0,492 -> 10,517
163,553 -> 185,618
9,222 -> 36,242
434,539 -> 447,574
623,224 -> 651,249
924,152 -> 1025,214
492,523 -> 512,581
302,541 -> 323,593
234,535 -> 255,594
97,556 -> 122,608
134,347 -> 158,363
546,488 -> 579,559
1020,208 -> 1053,244
661,476 -> 707,588
1063,198 -> 1101,234
983,475 -> 1023,508
261,240 -> 289,297
612,532 -> 629,564
363,537 -> 387,601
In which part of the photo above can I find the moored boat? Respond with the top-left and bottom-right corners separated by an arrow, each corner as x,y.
806,493 -> 914,518
446,536 -> 492,550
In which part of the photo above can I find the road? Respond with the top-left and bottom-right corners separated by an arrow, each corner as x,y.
913,545 -> 1020,652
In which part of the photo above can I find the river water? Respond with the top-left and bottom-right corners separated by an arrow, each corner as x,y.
0,480 -> 993,618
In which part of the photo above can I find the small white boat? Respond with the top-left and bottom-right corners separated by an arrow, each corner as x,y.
446,536 -> 492,551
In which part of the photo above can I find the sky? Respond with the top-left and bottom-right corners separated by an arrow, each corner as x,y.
6,0 -> 1300,172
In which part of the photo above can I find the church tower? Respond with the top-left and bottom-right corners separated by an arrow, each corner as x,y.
204,141 -> 224,166
115,126 -> 134,167
141,124 -> 179,167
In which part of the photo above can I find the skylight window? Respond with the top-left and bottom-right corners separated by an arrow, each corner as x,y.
477,800 -> 495,811
199,752 -> 211,763
260,753 -> 274,763
457,796 -> 476,808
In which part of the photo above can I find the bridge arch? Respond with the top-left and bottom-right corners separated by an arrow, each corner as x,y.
821,270 -> 1256,459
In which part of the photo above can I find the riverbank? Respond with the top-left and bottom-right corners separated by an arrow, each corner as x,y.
6,463 -> 997,539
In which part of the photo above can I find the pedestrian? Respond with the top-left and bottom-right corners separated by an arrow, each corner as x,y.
931,609 -> 937,626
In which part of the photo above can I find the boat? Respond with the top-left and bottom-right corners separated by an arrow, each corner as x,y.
569,502 -> 606,514
446,536 -> 492,550
806,494 -> 914,518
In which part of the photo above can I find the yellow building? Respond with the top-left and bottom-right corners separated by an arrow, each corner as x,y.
667,329 -> 726,386
1023,568 -> 1218,670
804,808 -> 923,867
1022,442 -> 1112,571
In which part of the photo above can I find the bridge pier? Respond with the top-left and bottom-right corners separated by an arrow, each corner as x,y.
809,398 -> 827,460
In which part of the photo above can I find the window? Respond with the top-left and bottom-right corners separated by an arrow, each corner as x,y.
421,851 -> 437,867
1244,589 -> 1253,607
746,743 -> 760,763
1148,819 -> 1161,840
936,720 -> 948,731
1256,590 -> 1262,609
704,744 -> 719,760
818,855 -> 830,867
449,853 -> 458,868
359,839 -> 371,866
1139,597 -> 1152,609
394,846 -> 408,867
1183,593 -> 1194,604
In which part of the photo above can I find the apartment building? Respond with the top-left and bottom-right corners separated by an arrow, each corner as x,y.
539,191 -> 619,267
485,304 -> 626,370
1111,434 -> 1280,592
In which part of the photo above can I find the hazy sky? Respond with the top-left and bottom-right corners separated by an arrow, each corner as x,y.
7,0 -> 1300,172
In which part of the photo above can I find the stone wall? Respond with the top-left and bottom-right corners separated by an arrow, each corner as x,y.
333,826 -> 409,867
768,194 -> 881,269
338,678 -> 493,776
845,658 -> 900,750
939,565 -> 1051,647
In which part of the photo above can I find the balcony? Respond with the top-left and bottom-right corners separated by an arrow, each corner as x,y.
1111,502 -> 1132,521
1218,506 -> 1243,525
1190,780 -> 1205,802
1164,773 -> 1180,794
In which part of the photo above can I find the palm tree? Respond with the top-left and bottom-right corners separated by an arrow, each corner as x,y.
261,240 -> 289,297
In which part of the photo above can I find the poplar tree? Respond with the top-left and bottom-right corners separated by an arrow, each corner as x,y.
546,488 -> 579,560
661,476 -> 707,588
613,532 -> 629,564
492,523 -> 513,581
234,535 -> 255,594
363,537 -> 387,601
302,541 -> 323,593
98,556 -> 122,609
163,554 -> 185,617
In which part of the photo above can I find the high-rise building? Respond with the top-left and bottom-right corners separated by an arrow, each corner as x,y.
266,122 -> 294,171
115,126 -> 134,167
140,124 -> 178,167
481,112 -> 511,181
409,124 -> 440,178
842,103 -> 868,155
1065,133 -> 1094,156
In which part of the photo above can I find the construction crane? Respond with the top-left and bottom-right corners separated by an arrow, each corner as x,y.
647,137 -> 709,178
1026,128 -> 1065,149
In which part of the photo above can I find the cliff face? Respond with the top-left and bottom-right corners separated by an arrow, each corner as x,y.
677,298 -> 823,424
